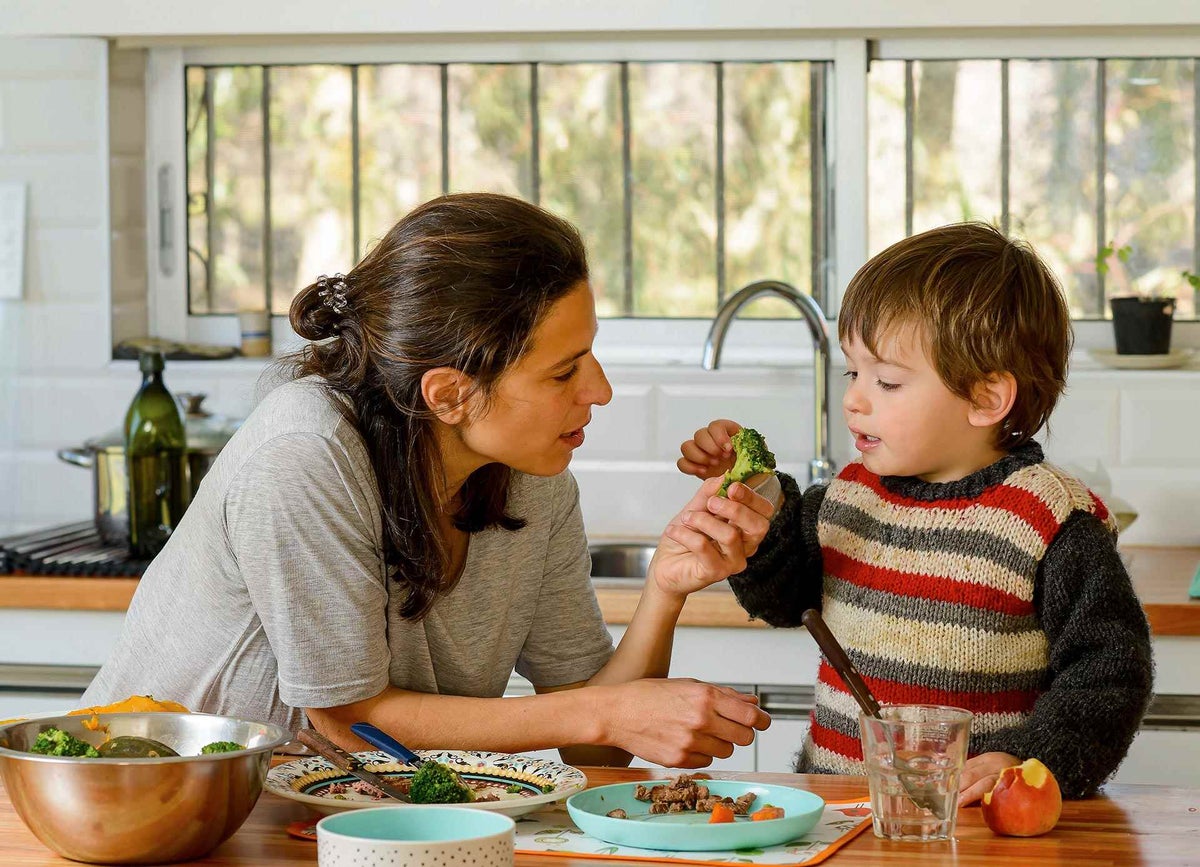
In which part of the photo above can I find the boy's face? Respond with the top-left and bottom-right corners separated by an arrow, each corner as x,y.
841,326 -> 1004,483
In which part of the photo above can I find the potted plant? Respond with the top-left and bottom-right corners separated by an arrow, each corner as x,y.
1095,241 -> 1175,355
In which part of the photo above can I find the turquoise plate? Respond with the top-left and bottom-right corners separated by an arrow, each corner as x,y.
566,780 -> 824,852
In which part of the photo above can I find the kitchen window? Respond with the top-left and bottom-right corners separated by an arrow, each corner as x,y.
145,36 -> 1200,357
869,44 -> 1200,321
178,53 -> 831,326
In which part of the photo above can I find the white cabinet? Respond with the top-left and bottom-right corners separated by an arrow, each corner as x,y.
755,718 -> 809,774
1113,729 -> 1200,786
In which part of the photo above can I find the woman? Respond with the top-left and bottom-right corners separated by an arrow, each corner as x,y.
82,194 -> 774,768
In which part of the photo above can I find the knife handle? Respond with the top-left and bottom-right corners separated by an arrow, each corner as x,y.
350,722 -> 425,767
297,727 -> 361,772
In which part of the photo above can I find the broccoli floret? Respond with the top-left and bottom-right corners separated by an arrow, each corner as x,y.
200,741 -> 244,754
409,761 -> 474,804
30,728 -> 99,758
717,427 -> 777,497
505,783 -> 524,794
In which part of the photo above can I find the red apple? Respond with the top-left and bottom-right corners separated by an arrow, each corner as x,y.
981,758 -> 1063,837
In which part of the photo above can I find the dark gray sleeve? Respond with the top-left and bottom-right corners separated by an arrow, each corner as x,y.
974,511 -> 1154,798
726,473 -> 827,628
225,433 -> 391,710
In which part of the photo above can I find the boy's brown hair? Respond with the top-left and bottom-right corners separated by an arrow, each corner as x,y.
838,222 -> 1071,449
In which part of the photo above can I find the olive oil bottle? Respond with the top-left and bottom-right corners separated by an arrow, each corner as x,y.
124,351 -> 189,559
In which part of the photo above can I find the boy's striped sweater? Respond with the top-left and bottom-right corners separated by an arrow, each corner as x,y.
728,442 -> 1153,798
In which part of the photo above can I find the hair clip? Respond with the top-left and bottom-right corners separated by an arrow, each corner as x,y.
317,274 -> 349,316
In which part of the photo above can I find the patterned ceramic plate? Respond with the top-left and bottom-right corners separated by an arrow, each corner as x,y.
265,749 -> 587,816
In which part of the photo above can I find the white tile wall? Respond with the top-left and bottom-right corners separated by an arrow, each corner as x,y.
1,36 -> 1199,550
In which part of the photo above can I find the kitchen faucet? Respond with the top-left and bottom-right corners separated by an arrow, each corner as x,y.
702,280 -> 836,487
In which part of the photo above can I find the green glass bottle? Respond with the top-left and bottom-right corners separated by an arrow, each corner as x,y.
124,351 -> 189,559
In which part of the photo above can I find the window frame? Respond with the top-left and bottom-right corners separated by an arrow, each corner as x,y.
144,33 -> 1200,363
145,36 -> 862,362
873,33 -> 1200,349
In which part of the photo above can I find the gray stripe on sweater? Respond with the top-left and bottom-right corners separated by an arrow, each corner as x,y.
821,497 -> 1039,577
839,648 -> 1050,694
825,575 -> 1041,635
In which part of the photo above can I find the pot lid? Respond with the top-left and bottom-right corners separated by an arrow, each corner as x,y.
177,393 -> 241,452
81,394 -> 241,453
84,428 -> 125,451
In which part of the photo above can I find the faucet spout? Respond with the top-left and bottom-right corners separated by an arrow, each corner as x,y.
702,280 -> 836,487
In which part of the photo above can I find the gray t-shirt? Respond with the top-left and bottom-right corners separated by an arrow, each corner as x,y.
82,378 -> 615,731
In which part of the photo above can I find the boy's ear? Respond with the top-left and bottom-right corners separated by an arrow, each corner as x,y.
421,367 -> 474,424
968,372 -> 1017,429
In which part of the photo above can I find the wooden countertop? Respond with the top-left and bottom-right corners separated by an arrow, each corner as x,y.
1,764 -> 1196,865
3,545 -> 1199,636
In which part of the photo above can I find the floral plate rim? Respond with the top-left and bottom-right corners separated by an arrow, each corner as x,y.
265,748 -> 587,815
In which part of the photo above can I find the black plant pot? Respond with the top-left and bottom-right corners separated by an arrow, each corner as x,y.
1110,296 -> 1174,355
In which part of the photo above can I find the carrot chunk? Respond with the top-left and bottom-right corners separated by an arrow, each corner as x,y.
709,802 -> 736,823
750,804 -> 786,821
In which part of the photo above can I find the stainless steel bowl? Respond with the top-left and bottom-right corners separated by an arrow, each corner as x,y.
0,712 -> 291,865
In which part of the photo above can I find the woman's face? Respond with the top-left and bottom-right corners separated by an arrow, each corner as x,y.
460,281 -> 612,477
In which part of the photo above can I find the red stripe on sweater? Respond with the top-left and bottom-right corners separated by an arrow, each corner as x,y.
823,548 -> 1036,617
810,722 -> 864,762
1090,492 -> 1110,523
818,660 -> 1040,715
839,463 -> 1060,544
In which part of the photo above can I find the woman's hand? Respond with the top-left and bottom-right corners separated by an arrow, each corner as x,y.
958,751 -> 1022,806
677,419 -> 742,479
598,678 -> 771,768
650,475 -> 775,598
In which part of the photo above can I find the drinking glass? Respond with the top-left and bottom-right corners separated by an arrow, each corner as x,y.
859,704 -> 973,841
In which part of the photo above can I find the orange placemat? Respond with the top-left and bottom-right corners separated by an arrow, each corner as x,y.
513,800 -> 872,866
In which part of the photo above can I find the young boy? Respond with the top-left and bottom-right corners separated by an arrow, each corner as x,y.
679,222 -> 1152,804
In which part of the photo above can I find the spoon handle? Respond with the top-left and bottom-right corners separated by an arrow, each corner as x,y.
350,722 -> 425,767
801,608 -> 882,718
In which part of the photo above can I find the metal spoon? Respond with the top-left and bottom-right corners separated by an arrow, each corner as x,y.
801,609 -> 950,819
747,472 -> 784,512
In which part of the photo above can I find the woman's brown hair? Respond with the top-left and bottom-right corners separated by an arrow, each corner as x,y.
839,222 -> 1072,448
288,193 -> 589,619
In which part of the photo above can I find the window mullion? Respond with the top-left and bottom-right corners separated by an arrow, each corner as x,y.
530,63 -> 540,205
262,65 -> 273,315
620,61 -> 633,317
1000,59 -> 1010,234
715,61 -> 726,305
810,62 -> 829,309
1096,58 -> 1107,312
350,64 -> 361,263
904,59 -> 914,237
1194,58 -> 1199,281
440,64 -> 450,195
203,68 -> 215,312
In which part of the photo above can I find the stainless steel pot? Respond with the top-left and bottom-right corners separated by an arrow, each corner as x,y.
57,394 -> 238,545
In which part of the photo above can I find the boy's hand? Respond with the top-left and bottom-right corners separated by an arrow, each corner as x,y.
650,475 -> 775,598
957,751 -> 1021,806
678,419 -> 742,479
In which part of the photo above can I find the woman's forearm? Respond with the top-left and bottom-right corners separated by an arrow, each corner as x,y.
585,578 -> 685,686
308,684 -> 611,754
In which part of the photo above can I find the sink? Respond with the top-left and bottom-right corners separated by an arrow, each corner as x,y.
589,543 -> 655,581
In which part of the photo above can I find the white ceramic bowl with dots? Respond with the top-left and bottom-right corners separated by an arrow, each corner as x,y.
316,805 -> 515,867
